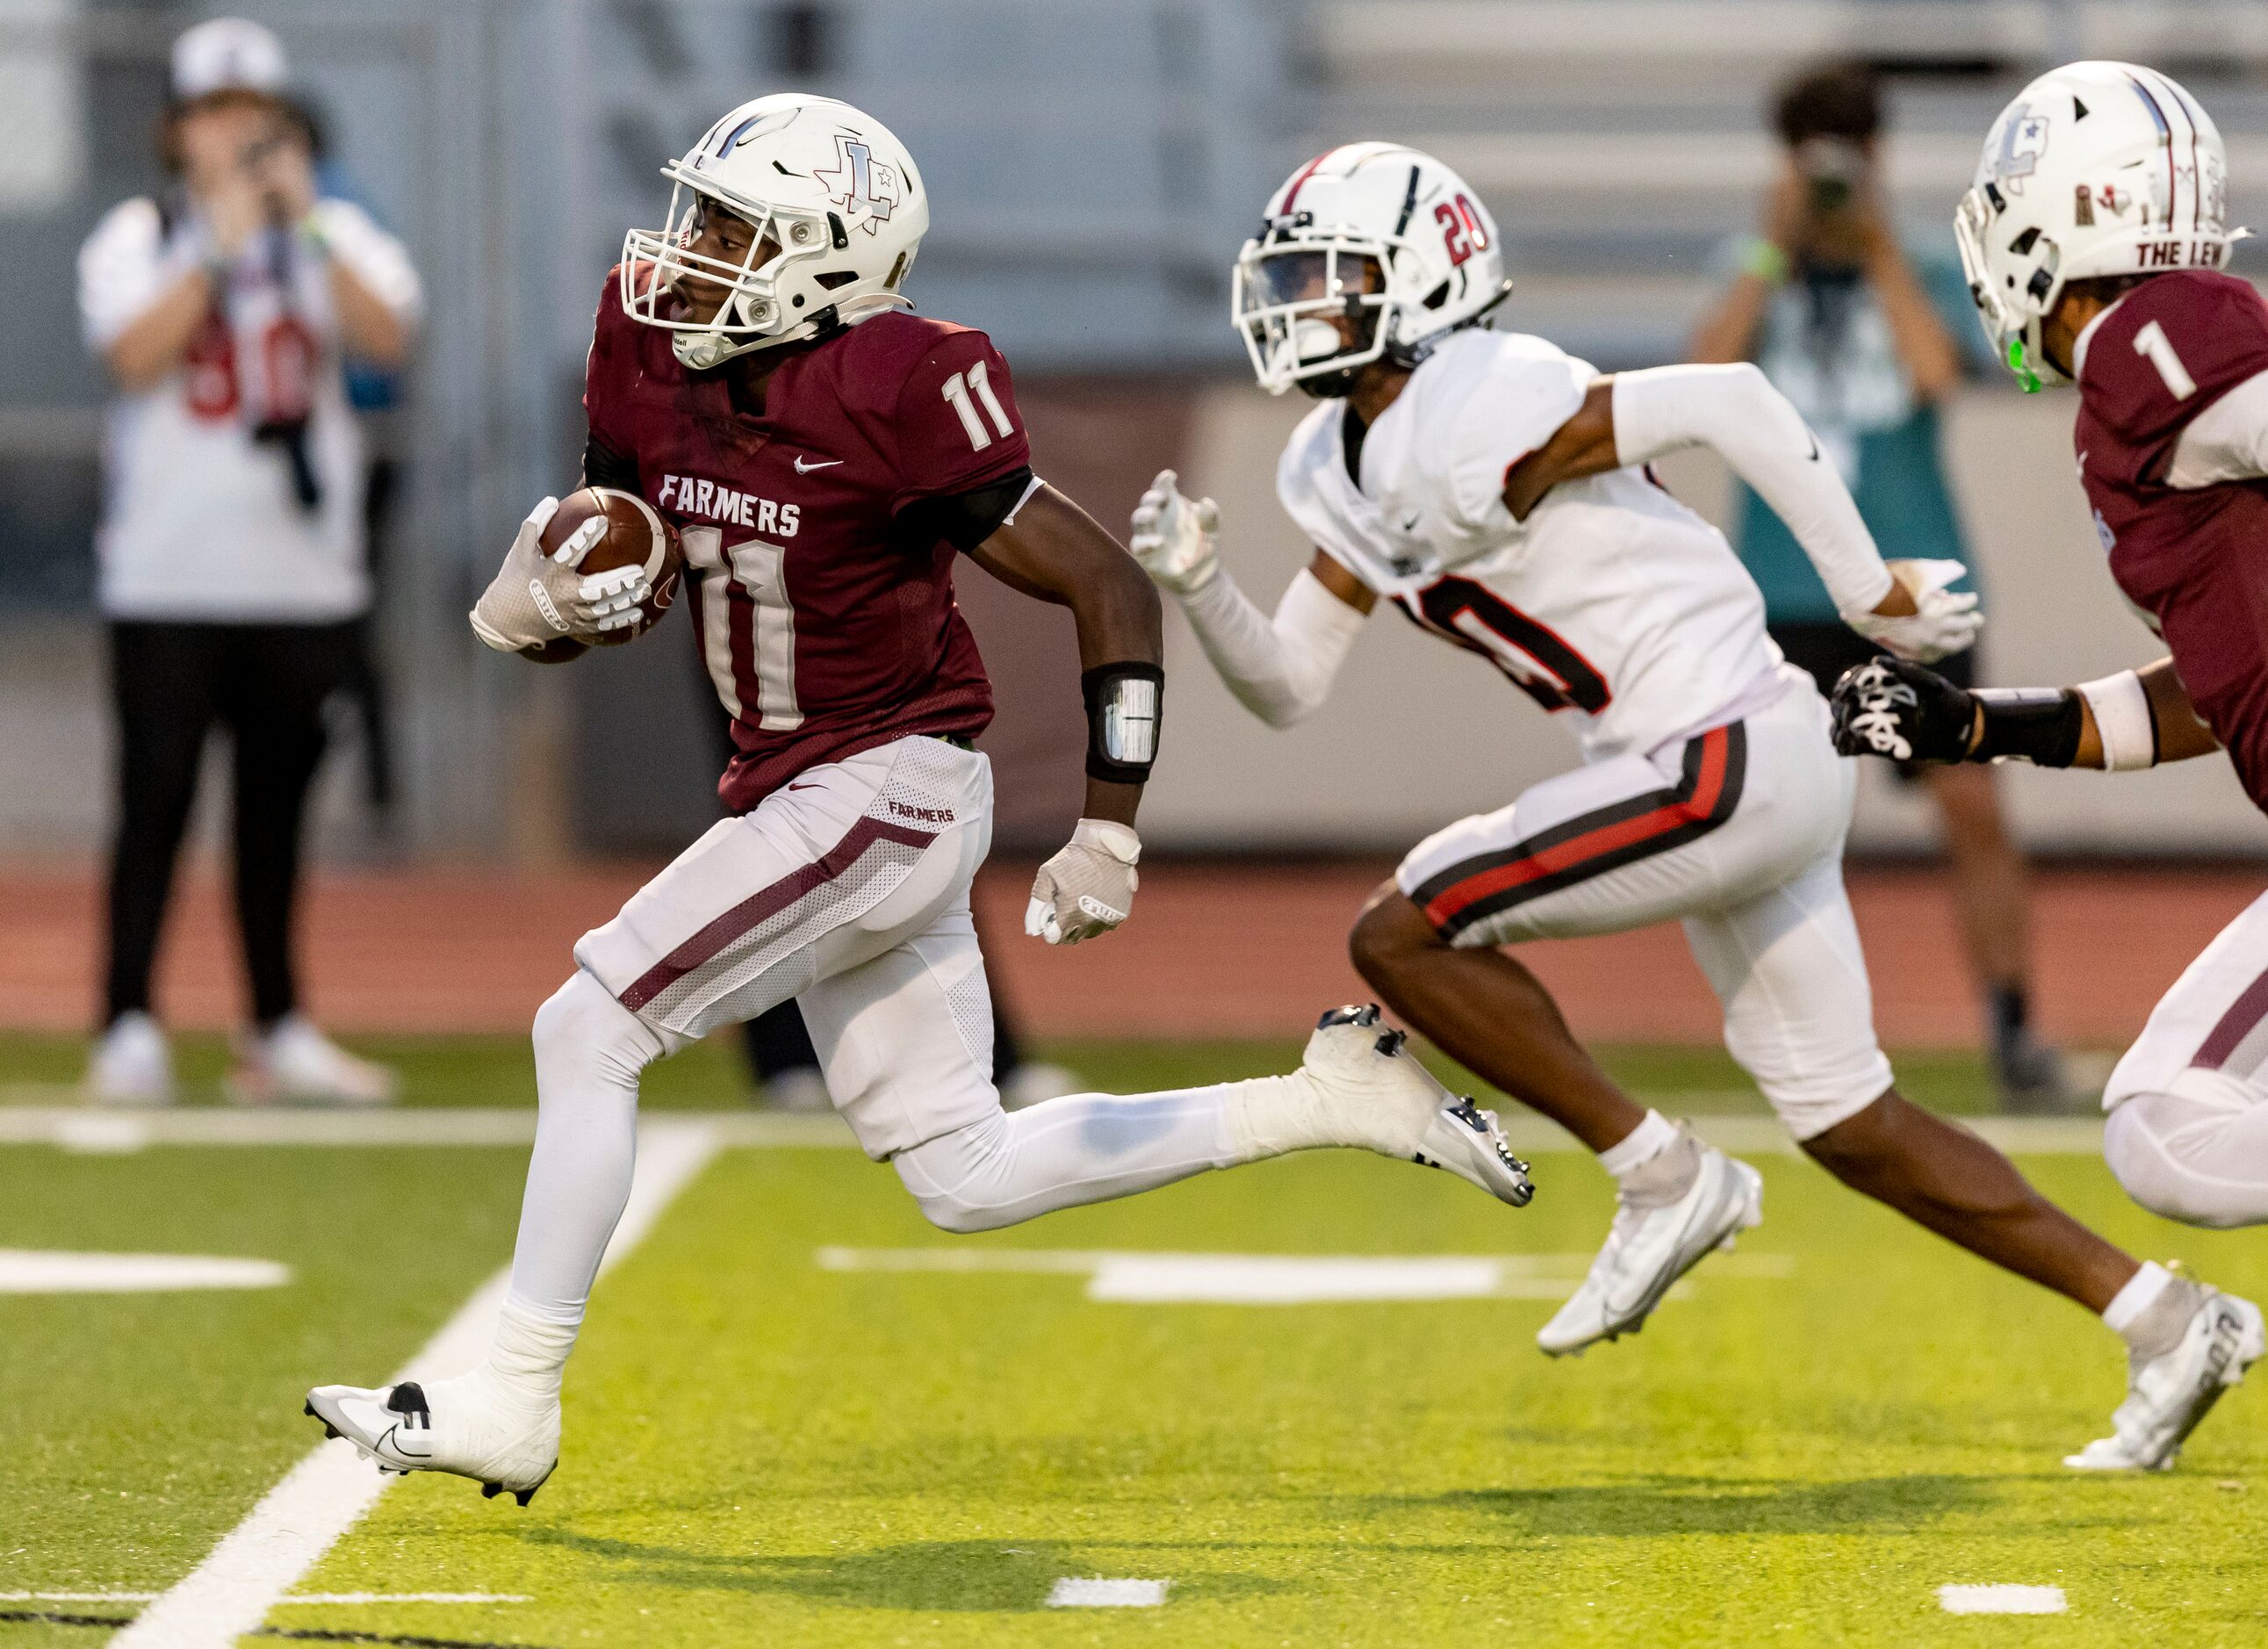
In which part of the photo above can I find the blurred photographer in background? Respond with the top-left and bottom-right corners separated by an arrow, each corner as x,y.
1689,60 -> 2072,1111
77,18 -> 421,1106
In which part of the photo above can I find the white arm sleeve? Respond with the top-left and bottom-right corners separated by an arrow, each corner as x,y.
2169,369 -> 2268,489
1611,362 -> 1894,617
1177,563 -> 1367,729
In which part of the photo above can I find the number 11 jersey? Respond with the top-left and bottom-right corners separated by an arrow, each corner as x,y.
583,266 -> 1031,810
1275,328 -> 1782,763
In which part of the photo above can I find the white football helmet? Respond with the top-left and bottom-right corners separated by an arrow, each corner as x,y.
1955,62 -> 2238,391
1234,142 -> 1513,397
621,94 -> 929,371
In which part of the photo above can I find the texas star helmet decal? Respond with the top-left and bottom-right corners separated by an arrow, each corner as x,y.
813,134 -> 900,232
1991,103 -> 2049,195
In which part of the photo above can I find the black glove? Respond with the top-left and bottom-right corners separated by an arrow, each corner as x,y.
1829,658 -> 1977,763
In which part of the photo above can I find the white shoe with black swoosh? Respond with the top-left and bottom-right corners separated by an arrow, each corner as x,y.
306,1368 -> 558,1504
1285,1005 -> 1535,1208
2065,1282 -> 2264,1472
1536,1138 -> 1761,1357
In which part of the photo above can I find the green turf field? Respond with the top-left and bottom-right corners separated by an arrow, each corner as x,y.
3,1034 -> 2258,1646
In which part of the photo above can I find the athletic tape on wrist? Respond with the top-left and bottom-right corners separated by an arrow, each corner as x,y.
1972,687 -> 2084,767
1082,662 -> 1164,784
2077,670 -> 2158,771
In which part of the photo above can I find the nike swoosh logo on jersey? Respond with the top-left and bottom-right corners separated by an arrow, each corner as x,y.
787,781 -> 822,791
794,456 -> 842,473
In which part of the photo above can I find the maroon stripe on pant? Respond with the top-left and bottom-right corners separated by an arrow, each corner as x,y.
619,813 -> 938,1012
2192,966 -> 2268,1070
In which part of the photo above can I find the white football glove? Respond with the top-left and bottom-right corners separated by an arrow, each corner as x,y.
1129,469 -> 1220,595
1846,558 -> 1983,665
469,497 -> 654,653
1025,818 -> 1140,946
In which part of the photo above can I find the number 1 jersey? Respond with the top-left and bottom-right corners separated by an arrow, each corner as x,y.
2075,269 -> 2268,812
583,267 -> 1031,810
1274,328 -> 1782,764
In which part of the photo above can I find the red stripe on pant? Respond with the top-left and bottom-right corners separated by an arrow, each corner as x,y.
2194,965 -> 2268,1070
1422,726 -> 1734,933
619,813 -> 938,1012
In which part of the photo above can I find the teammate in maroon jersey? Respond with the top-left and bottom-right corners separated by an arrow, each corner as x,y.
305,95 -> 1536,1500
1832,62 -> 2265,1469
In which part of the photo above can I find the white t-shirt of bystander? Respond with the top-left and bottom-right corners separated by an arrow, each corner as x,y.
78,194 -> 421,622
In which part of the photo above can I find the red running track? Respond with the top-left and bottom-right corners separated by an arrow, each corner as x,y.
0,856 -> 2257,1048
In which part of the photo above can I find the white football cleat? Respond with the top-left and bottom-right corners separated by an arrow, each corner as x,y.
84,1012 -> 176,1107
1292,1005 -> 1535,1207
227,1015 -> 398,1107
1537,1134 -> 1761,1357
2065,1283 -> 2264,1472
306,1369 -> 558,1503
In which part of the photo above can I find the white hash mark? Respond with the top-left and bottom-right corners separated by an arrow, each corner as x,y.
1938,1584 -> 2068,1615
1047,1577 -> 1170,1609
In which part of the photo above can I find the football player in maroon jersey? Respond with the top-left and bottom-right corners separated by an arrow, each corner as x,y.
306,95 -> 1537,1501
1832,61 -> 2266,1469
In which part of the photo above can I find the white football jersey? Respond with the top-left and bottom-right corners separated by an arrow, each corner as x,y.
1276,328 -> 1783,762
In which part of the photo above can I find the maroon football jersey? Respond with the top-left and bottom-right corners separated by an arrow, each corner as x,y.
2076,270 -> 2268,810
584,268 -> 1030,810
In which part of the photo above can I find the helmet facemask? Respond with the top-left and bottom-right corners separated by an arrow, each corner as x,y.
1234,235 -> 1397,398
1955,182 -> 2067,392
622,179 -> 839,371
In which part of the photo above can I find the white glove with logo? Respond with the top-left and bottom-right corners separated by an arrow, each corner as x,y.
1846,558 -> 1983,665
1129,469 -> 1220,595
469,497 -> 651,653
1026,818 -> 1141,946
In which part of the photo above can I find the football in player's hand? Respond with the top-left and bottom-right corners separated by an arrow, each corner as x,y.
538,486 -> 683,646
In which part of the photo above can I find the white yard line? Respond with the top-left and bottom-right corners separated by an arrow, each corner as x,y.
1938,1583 -> 2068,1615
1047,1577 -> 1170,1608
0,1105 -> 2109,1155
0,1590 -> 528,1605
0,1105 -> 853,1149
0,1250 -> 288,1293
814,1246 -> 1796,1306
275,1591 -> 532,1604
110,1119 -> 720,1649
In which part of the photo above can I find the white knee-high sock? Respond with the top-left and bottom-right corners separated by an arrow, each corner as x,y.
500,970 -> 666,1349
895,1078 -> 1307,1233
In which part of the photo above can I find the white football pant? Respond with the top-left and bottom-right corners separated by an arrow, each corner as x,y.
2103,888 -> 2268,1228
507,735 -> 1253,1323
1396,666 -> 1893,1140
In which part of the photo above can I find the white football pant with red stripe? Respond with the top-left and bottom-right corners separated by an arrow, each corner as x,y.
1396,666 -> 1893,1141
500,733 -> 1522,1337
2105,889 -> 2268,1228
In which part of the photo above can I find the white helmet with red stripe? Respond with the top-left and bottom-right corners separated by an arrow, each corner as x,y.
1956,61 -> 2238,391
1234,142 -> 1512,397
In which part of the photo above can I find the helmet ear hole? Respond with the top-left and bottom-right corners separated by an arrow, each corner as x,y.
814,270 -> 859,291
2008,227 -> 2041,256
1422,281 -> 1450,311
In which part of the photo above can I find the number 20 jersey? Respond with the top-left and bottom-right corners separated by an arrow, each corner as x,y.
583,267 -> 1031,810
1274,328 -> 1782,763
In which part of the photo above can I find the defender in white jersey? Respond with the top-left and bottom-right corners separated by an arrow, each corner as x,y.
1135,143 -> 2218,1469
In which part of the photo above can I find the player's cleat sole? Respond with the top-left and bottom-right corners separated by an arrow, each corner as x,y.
1537,1140 -> 1761,1357
2065,1285 -> 2264,1472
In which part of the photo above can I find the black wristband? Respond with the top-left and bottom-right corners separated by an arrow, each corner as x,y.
1973,688 -> 2084,767
1082,662 -> 1163,784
